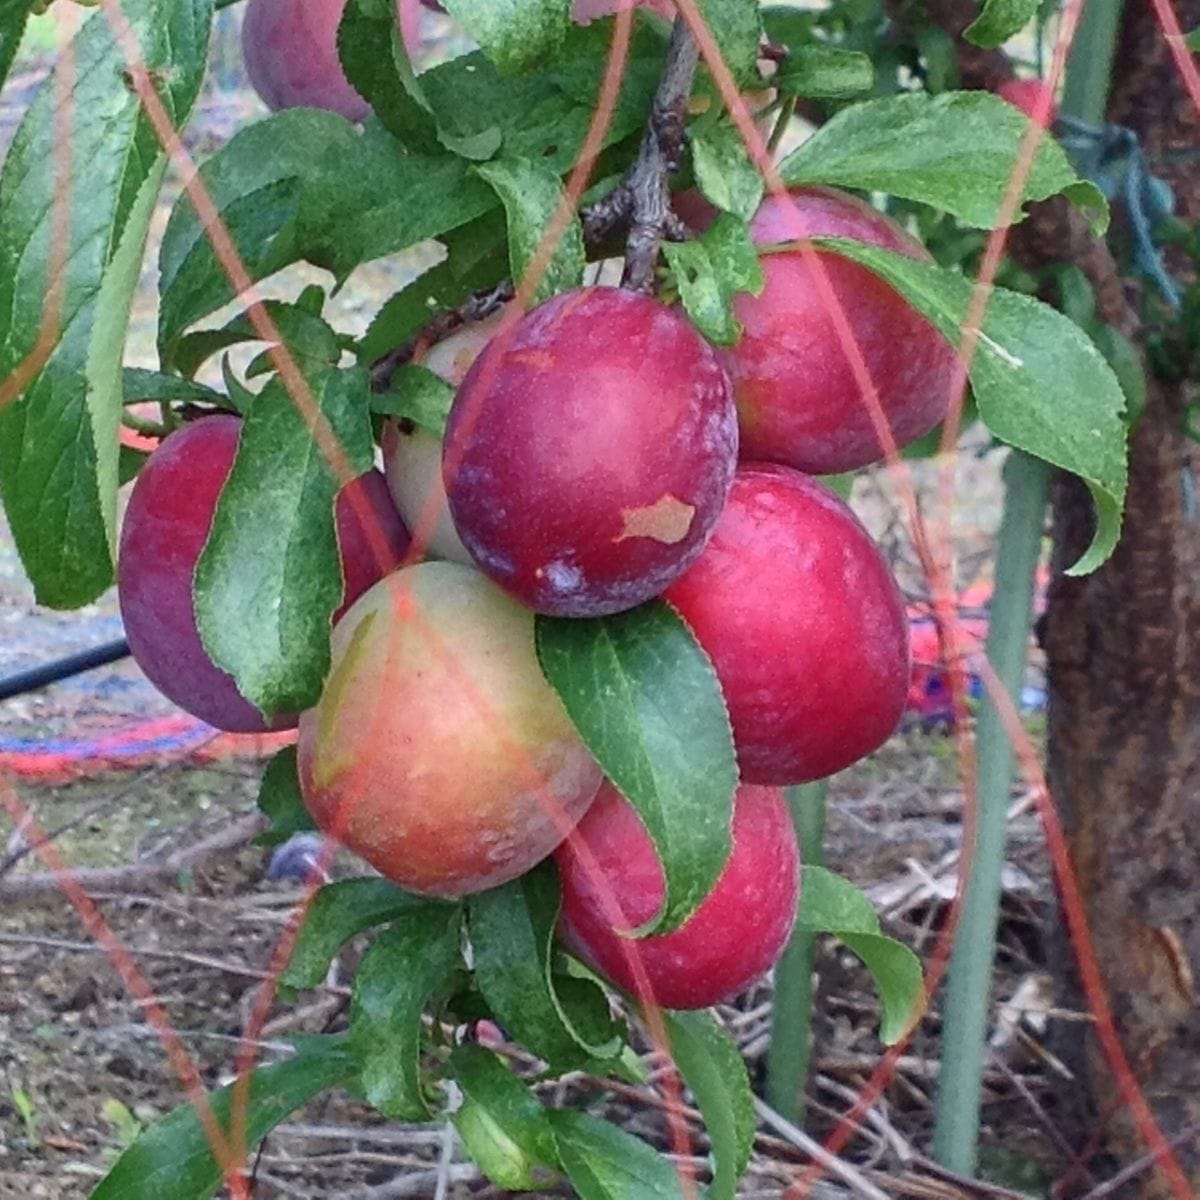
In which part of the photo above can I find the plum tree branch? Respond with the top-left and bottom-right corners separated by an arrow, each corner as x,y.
582,17 -> 700,292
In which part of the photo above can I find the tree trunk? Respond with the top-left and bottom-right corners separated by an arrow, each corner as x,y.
1043,1 -> 1200,1190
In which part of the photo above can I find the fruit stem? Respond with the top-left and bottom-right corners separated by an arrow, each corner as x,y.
764,779 -> 827,1123
931,448 -> 1050,1174
582,18 -> 699,290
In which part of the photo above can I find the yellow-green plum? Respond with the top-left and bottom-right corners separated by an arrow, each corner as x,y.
297,562 -> 603,896
382,313 -> 504,566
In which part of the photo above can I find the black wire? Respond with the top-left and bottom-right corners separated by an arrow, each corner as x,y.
0,638 -> 132,702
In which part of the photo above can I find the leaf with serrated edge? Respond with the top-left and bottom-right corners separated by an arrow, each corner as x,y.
449,1044 -> 560,1190
813,238 -> 1126,573
663,1012 -> 753,1200
796,864 -> 882,935
781,91 -> 1107,232
774,44 -> 874,98
468,863 -> 623,1071
91,1037 -> 356,1200
193,366 -> 374,717
284,877 -> 432,991
475,158 -> 585,302
551,1110 -> 700,1199
372,364 -> 456,435
964,0 -> 1038,48
350,904 -> 463,1119
537,604 -> 737,935
441,0 -> 571,75
0,0 -> 212,608
691,122 -> 765,221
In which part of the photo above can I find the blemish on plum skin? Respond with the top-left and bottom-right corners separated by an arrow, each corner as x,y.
616,494 -> 696,545
507,349 -> 556,370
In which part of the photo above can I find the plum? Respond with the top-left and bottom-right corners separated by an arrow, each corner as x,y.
443,287 -> 737,617
117,415 -> 410,732
382,312 -> 504,566
555,781 -> 799,1009
723,186 -> 959,474
297,562 -> 603,896
665,463 -> 910,784
242,0 -> 372,121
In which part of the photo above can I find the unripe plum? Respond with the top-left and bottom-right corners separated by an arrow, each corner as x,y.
118,415 -> 410,733
297,563 -> 604,896
554,781 -> 799,1010
664,464 -> 909,784
242,0 -> 372,122
444,287 -> 737,617
723,187 -> 959,474
996,78 -> 1058,128
382,313 -> 504,566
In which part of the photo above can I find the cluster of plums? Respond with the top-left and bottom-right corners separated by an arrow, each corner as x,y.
118,179 -> 956,1010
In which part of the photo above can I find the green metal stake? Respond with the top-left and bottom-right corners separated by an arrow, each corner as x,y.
765,780 -> 828,1122
931,0 -> 1122,1170
931,450 -> 1049,1173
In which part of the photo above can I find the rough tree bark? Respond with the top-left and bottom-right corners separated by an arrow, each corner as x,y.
1041,1 -> 1200,1190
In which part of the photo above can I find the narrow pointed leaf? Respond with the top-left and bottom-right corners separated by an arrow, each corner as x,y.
193,366 -> 374,717
536,602 -> 737,933
662,1011 -> 754,1200
91,1037 -> 356,1200
815,237 -> 1127,573
0,0 -> 212,608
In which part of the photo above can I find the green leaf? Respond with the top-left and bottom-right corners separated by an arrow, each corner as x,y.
774,44 -> 875,98
441,0 -> 572,74
663,213 -> 764,346
815,238 -> 1127,573
371,364 -> 456,435
449,1045 -> 560,1190
0,0 -> 212,609
91,1037 -> 356,1200
283,877 -> 430,991
1185,25 -> 1200,50
157,111 -> 496,359
964,0 -> 1038,48
693,0 -> 764,86
468,863 -> 624,1071
357,213 -> 509,366
255,746 -> 317,848
839,933 -> 924,1044
122,368 -> 224,408
193,366 -> 374,717
172,300 -> 341,382
794,866 -> 923,1046
0,3 -> 37,93
536,602 -> 738,934
690,122 -> 764,221
338,0 -> 439,153
475,158 -> 585,302
662,1012 -> 754,1200
550,1111 -> 702,1199
780,91 -> 1107,232
349,902 -> 464,1119
796,864 -> 881,935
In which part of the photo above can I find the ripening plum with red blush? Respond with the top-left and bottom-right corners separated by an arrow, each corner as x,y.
664,464 -> 909,784
242,0 -> 376,121
118,415 -> 410,733
443,287 -> 737,617
298,563 -> 603,896
723,186 -> 959,474
555,781 -> 799,1010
